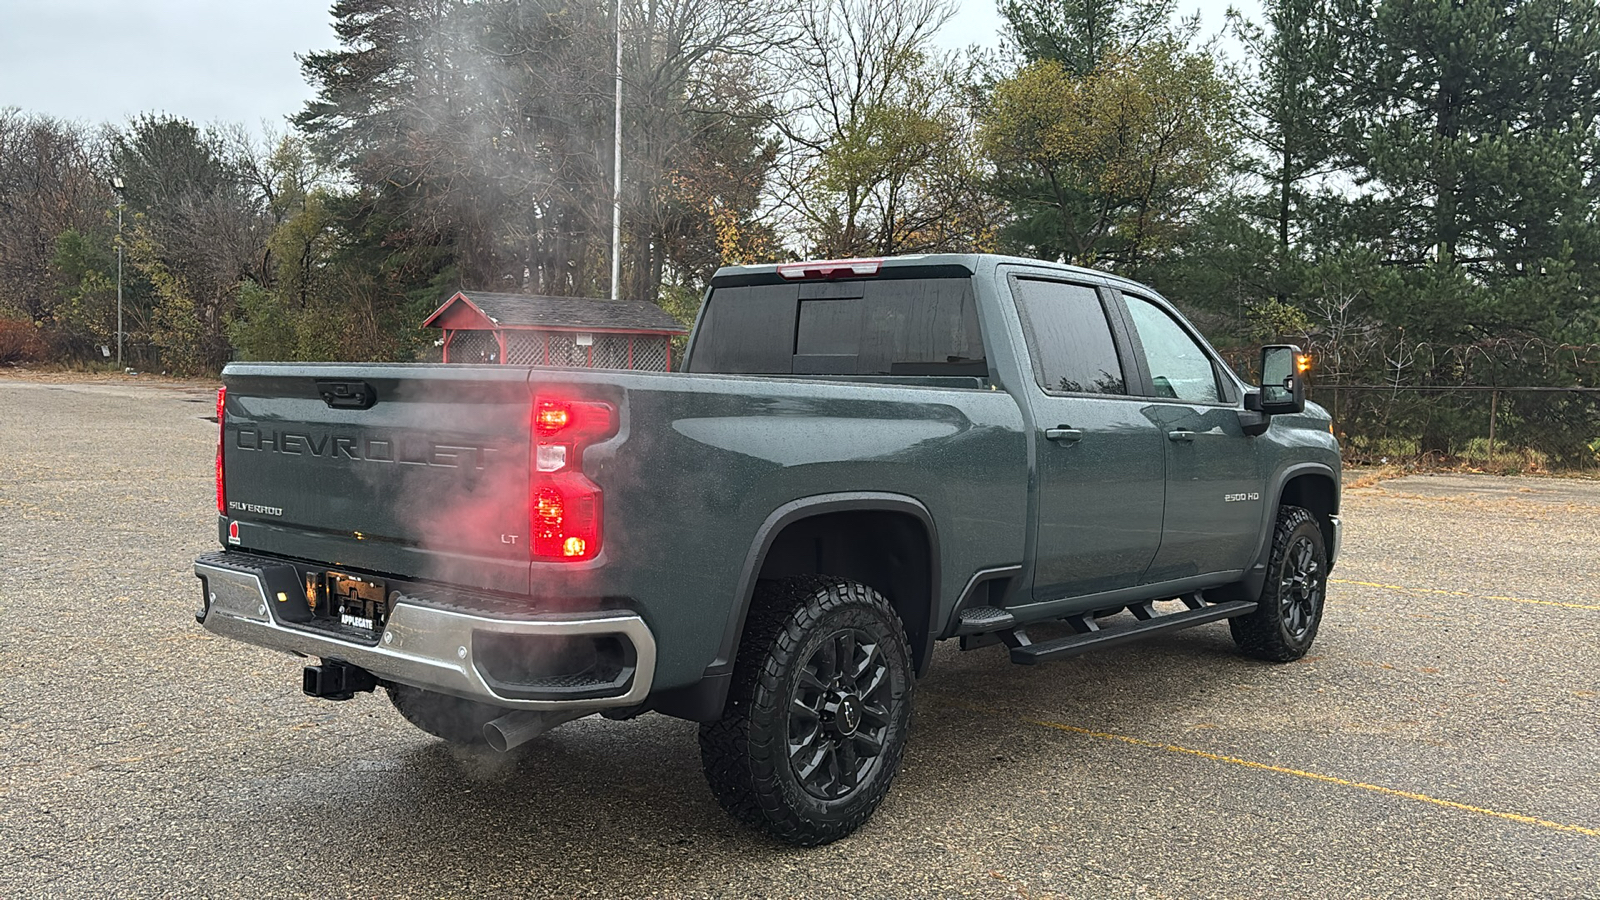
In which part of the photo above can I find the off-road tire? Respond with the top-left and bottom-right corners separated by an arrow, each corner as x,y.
699,576 -> 914,846
386,683 -> 503,746
1231,505 -> 1328,661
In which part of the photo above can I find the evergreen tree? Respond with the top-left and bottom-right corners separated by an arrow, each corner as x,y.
1338,0 -> 1600,344
999,0 -> 1178,73
1233,0 -> 1346,275
1143,0 -> 1351,339
297,0 -> 784,304
981,39 -> 1232,273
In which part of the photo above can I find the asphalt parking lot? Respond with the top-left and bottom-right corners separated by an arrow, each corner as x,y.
2,376 -> 1597,899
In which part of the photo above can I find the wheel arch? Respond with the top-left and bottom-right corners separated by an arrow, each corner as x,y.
1212,463 -> 1339,603
1278,469 -> 1339,554
714,493 -> 940,680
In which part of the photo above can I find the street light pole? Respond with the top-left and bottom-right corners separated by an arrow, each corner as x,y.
112,176 -> 124,369
610,0 -> 622,301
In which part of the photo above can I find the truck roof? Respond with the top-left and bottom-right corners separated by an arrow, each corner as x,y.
710,253 -> 1156,298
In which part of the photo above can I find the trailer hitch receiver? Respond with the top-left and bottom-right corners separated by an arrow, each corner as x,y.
303,660 -> 377,701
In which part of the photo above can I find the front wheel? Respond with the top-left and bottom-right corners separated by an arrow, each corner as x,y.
1231,505 -> 1328,661
699,576 -> 914,846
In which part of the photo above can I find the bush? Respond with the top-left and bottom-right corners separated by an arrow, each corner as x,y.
1455,437 -> 1554,474
0,319 -> 45,366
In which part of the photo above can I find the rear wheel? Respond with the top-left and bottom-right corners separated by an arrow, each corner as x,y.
1231,505 -> 1327,661
386,683 -> 502,746
699,576 -> 914,846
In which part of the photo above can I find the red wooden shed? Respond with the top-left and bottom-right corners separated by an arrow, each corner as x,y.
422,290 -> 688,370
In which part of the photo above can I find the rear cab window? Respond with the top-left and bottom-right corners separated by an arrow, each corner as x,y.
687,268 -> 986,379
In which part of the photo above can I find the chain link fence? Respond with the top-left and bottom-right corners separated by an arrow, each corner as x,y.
1216,339 -> 1600,474
1315,384 -> 1600,473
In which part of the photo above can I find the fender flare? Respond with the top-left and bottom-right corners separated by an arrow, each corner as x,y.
1236,462 -> 1340,599
706,491 -> 941,679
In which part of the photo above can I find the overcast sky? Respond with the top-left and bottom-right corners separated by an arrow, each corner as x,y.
0,0 -> 337,130
0,0 -> 1254,132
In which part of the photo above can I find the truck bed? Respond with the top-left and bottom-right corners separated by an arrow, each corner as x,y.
219,362 -> 1028,690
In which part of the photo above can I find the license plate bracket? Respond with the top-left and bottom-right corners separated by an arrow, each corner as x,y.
324,571 -> 389,633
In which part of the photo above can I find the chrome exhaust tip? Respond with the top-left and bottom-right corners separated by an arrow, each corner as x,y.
483,710 -> 586,753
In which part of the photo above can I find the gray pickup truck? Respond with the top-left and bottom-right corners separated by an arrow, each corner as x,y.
196,253 -> 1340,844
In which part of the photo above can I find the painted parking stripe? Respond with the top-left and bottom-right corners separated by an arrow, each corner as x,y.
934,697 -> 1599,839
1020,717 -> 1598,838
1332,578 -> 1600,611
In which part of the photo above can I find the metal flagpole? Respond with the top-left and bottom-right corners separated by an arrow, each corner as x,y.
610,0 -> 623,301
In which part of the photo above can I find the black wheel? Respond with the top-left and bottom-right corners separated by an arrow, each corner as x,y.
386,683 -> 503,746
1231,505 -> 1328,661
699,576 -> 914,846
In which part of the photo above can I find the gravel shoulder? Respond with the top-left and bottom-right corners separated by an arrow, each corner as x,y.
2,379 -> 1596,899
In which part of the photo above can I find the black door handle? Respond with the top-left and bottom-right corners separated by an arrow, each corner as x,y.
1045,427 -> 1083,443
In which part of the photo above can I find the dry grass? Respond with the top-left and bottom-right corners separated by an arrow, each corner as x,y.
1345,458 -> 1600,487
0,366 -> 217,389
1344,464 -> 1407,490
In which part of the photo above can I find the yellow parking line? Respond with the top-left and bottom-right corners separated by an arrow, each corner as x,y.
933,696 -> 1598,838
1332,578 -> 1600,611
1020,717 -> 1600,838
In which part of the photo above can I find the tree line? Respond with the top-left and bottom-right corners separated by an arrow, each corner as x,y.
3,0 -> 1600,461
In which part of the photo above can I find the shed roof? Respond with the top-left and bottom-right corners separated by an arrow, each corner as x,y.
422,290 -> 686,333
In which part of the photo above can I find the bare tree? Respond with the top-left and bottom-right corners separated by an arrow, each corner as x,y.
0,109 -> 108,324
618,0 -> 792,298
770,0 -> 998,257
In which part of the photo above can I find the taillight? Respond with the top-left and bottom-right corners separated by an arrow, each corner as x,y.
775,257 -> 883,280
215,386 -> 226,515
530,397 -> 616,561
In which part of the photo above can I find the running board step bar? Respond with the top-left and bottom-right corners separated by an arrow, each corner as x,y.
1003,596 -> 1257,665
955,605 -> 1016,636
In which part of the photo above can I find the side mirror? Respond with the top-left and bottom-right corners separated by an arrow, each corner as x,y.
1253,344 -> 1307,415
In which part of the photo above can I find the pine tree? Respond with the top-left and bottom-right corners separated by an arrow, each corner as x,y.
1234,0 -> 1346,272
984,0 -> 1232,272
1337,0 -> 1600,343
998,0 -> 1179,73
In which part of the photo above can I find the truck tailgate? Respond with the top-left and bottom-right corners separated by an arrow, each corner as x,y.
220,364 -> 533,594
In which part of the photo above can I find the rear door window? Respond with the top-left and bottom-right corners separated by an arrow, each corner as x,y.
1010,278 -> 1127,395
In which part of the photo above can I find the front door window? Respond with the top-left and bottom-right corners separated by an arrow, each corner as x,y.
1123,296 -> 1222,403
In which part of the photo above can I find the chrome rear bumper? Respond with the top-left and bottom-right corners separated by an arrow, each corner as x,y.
195,554 -> 655,711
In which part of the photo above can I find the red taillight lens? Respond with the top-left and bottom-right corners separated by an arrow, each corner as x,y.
530,396 -> 616,561
535,400 -> 571,434
530,475 -> 602,559
535,398 -> 614,443
215,386 -> 226,515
